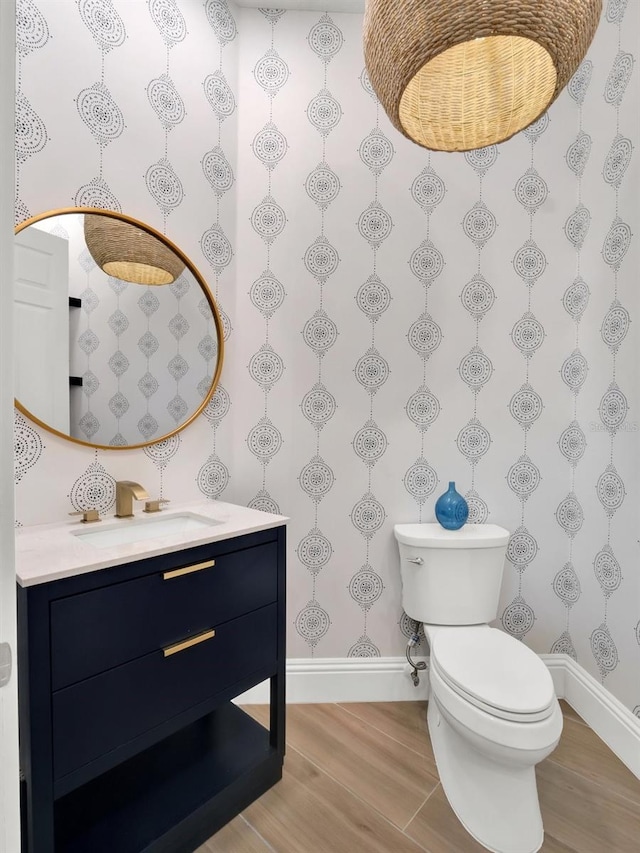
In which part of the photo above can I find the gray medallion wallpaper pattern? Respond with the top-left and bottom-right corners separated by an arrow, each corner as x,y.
196,0 -> 237,503
246,8 -> 287,521
294,14 -> 341,654
550,57 -> 592,665
14,0 -> 640,713
73,0 -> 125,213
351,32 -> 389,657
15,0 -> 236,519
500,117 -> 548,645
586,0 -> 633,682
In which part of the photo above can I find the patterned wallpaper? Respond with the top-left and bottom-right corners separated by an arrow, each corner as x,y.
15,0 -> 237,516
230,4 -> 639,711
14,1 -> 639,712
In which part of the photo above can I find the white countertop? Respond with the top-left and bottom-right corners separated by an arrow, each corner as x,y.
15,500 -> 288,587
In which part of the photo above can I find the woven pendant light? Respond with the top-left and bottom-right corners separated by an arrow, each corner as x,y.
364,0 -> 602,152
84,214 -> 185,285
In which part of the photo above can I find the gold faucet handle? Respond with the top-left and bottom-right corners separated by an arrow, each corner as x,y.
144,498 -> 170,514
69,509 -> 101,524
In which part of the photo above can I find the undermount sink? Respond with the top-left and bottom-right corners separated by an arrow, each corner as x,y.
71,512 -> 221,549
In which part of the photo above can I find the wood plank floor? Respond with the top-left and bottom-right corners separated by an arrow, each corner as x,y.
197,700 -> 640,853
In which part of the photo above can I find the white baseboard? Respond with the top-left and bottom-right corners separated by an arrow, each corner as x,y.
538,653 -> 567,697
236,653 -> 640,778
236,656 -> 430,704
550,653 -> 640,778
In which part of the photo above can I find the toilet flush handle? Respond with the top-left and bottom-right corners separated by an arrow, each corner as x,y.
406,556 -> 424,565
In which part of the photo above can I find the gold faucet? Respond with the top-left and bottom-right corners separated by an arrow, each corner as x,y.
115,481 -> 150,518
144,498 -> 171,513
68,508 -> 101,524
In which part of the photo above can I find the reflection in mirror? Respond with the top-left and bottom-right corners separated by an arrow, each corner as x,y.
14,209 -> 223,449
83,214 -> 185,286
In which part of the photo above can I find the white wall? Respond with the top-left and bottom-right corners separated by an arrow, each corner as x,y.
15,0 -> 640,713
15,0 -> 237,517
229,4 -> 639,711
2,1 -> 21,848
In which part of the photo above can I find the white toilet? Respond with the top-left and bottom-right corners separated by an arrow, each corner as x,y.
394,522 -> 563,853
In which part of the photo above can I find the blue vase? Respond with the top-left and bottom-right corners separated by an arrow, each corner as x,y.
435,481 -> 469,530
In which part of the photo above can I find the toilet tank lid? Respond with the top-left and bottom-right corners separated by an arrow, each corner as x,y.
393,523 -> 510,549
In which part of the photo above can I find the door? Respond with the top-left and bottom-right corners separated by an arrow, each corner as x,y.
14,226 -> 70,434
0,1 -> 21,851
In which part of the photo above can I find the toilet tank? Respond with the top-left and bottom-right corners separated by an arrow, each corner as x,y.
393,523 -> 510,625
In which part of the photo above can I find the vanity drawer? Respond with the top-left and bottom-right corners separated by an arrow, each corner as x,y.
50,540 -> 278,690
52,602 -> 277,780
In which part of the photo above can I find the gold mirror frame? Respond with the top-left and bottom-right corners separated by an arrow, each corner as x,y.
14,207 -> 224,451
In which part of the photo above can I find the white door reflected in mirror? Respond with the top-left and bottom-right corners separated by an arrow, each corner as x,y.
14,226 -> 70,435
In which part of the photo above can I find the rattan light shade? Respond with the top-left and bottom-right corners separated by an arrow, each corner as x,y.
84,214 -> 185,286
364,0 -> 602,152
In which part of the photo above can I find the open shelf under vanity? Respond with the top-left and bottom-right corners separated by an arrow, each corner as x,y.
55,704 -> 280,853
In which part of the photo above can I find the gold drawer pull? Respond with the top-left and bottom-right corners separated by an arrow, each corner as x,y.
163,629 -> 216,658
163,559 -> 215,581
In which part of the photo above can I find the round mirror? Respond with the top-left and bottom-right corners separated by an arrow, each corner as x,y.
14,208 -> 223,449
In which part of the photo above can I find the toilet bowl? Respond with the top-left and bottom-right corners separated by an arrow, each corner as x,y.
394,523 -> 563,853
427,624 -> 562,853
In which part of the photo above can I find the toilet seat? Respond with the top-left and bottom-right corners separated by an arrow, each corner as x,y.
430,626 -> 555,723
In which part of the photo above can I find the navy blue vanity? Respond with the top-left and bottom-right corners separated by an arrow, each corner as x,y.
17,521 -> 286,853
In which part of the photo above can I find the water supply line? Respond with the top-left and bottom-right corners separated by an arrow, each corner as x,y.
406,619 -> 427,686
